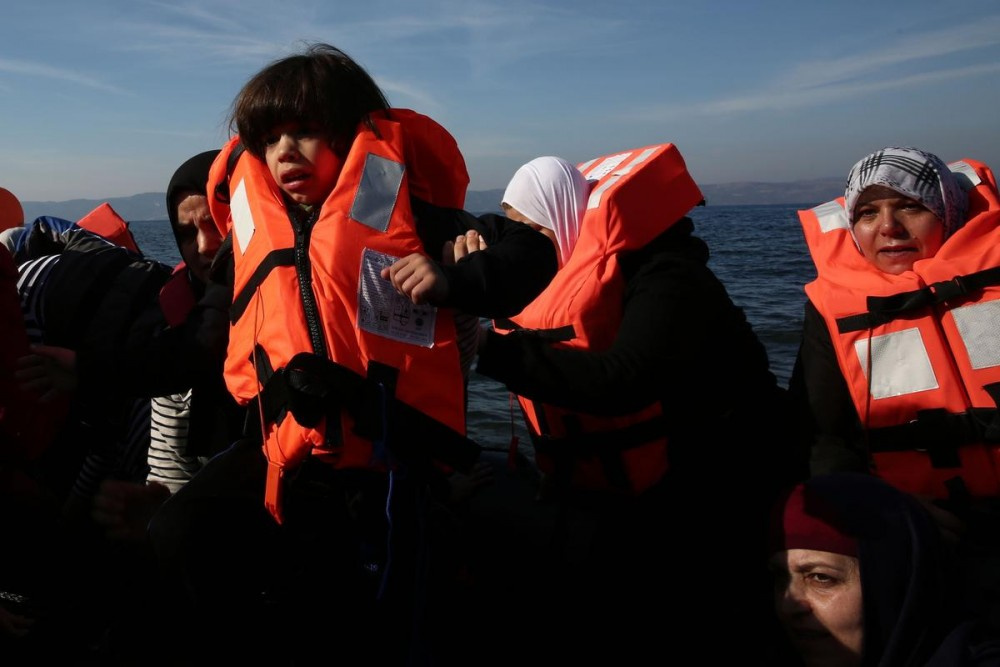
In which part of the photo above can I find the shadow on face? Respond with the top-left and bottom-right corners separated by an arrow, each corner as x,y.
769,548 -> 863,667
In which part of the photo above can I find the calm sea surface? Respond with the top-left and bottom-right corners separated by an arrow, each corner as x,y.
127,203 -> 816,451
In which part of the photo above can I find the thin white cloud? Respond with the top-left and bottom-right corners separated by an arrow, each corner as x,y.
377,78 -> 445,114
779,16 -> 1000,89
0,58 -> 126,94
628,61 -> 1000,121
111,0 -> 619,76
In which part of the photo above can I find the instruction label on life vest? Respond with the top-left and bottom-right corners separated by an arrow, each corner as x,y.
357,248 -> 436,347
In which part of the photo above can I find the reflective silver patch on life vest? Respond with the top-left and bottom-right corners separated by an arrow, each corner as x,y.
620,147 -> 658,174
814,200 -> 850,234
949,160 -> 982,192
586,147 -> 660,211
854,328 -> 938,399
583,152 -> 630,182
351,154 -> 404,233
587,174 -> 620,211
578,157 -> 599,173
230,178 -> 255,254
953,300 -> 1000,370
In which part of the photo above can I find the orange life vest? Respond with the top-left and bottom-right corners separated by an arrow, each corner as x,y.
77,202 -> 141,253
495,143 -> 704,495
208,109 -> 477,522
800,158 -> 1000,499
157,262 -> 197,328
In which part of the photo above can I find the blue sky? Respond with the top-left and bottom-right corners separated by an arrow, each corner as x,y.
3,0 -> 1000,202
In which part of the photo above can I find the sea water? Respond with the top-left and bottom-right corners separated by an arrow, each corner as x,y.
127,203 -> 817,452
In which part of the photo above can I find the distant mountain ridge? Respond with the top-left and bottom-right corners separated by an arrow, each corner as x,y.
18,178 -> 844,223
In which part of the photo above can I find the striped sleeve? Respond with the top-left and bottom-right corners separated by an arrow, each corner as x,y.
16,254 -> 61,343
70,397 -> 152,501
148,391 -> 205,493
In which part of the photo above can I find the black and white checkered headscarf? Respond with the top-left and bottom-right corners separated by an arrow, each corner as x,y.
844,146 -> 968,241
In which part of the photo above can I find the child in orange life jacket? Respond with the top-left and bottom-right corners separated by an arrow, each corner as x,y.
147,43 -> 556,665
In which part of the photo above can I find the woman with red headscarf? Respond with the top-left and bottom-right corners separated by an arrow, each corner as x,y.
770,472 -> 1000,666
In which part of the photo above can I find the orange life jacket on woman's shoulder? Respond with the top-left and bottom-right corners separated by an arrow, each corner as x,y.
208,109 -> 479,522
495,144 -> 704,495
800,158 -> 1000,500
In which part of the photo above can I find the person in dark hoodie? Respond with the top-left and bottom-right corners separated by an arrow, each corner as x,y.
93,150 -> 245,542
769,472 -> 1000,666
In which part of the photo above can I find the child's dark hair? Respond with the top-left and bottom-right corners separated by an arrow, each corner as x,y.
230,43 -> 390,159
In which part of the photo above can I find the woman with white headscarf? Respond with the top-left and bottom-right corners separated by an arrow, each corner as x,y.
468,149 -> 801,665
790,146 -> 1000,635
500,156 -> 590,266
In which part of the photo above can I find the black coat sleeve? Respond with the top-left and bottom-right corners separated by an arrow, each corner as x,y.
76,248 -> 233,398
411,199 -> 557,318
476,224 -> 777,417
787,300 -> 870,475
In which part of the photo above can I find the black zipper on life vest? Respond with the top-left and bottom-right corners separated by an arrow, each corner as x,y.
289,208 -> 327,357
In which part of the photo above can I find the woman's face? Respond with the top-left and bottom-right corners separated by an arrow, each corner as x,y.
501,204 -> 561,265
852,185 -> 944,275
770,548 -> 864,667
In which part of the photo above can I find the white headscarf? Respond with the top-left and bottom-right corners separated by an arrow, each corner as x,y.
501,156 -> 591,265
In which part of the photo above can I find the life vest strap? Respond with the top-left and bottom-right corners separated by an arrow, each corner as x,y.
492,318 -> 576,343
213,142 -> 246,206
252,352 -> 481,472
837,266 -> 1000,333
865,407 -> 1000,468
230,248 -> 296,323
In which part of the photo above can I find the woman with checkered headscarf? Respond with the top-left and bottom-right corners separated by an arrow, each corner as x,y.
790,146 -> 1000,646
842,147 -> 968,275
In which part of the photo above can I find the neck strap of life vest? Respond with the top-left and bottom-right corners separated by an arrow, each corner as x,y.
492,317 -> 576,343
836,266 -> 1000,333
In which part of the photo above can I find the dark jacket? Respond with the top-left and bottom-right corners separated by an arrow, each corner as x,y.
477,217 -> 804,486
788,299 -> 870,476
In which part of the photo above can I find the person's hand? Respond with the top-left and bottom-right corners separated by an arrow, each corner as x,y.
91,480 -> 171,542
380,253 -> 449,305
914,494 -> 967,545
442,230 -> 488,266
14,344 -> 78,402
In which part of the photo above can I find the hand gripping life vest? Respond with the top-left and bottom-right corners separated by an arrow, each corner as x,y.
208,109 -> 480,522
494,144 -> 704,495
800,158 -> 1000,500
